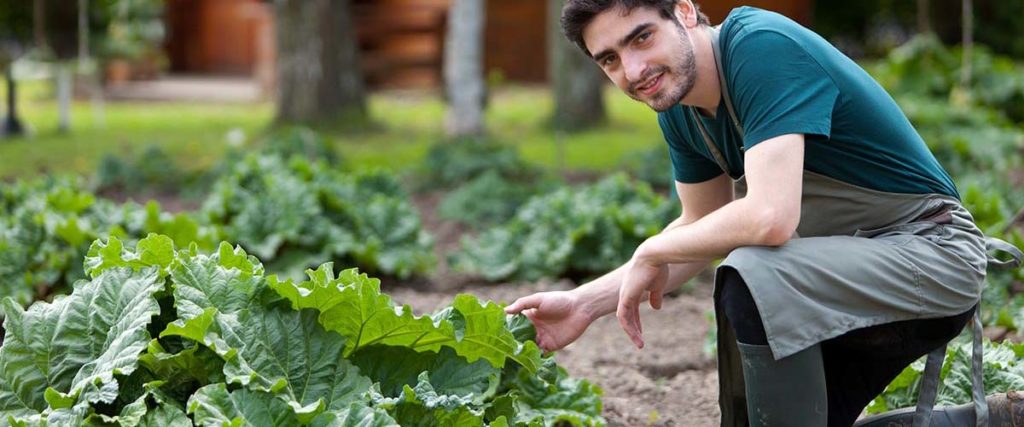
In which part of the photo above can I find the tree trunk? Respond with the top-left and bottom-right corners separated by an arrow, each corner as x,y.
960,0 -> 973,89
548,0 -> 606,132
443,0 -> 486,138
916,0 -> 931,34
56,63 -> 71,133
3,68 -> 25,137
274,0 -> 366,124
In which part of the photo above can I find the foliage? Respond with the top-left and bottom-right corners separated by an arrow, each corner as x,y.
99,0 -> 166,61
94,145 -> 188,194
452,174 -> 676,282
872,34 -> 1024,123
620,145 -> 675,191
438,171 -> 559,229
200,153 -> 434,280
868,338 -> 1024,414
419,138 -> 540,190
0,235 -> 605,426
260,126 -> 343,166
0,177 -> 214,307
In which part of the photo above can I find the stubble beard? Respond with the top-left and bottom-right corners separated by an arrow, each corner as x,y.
632,26 -> 698,112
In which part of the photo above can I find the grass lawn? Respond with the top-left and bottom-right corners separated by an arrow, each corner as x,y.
0,79 -> 664,180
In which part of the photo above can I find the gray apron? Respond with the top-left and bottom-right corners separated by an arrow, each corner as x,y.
697,26 -> 1024,426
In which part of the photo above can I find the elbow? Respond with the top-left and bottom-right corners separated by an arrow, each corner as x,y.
752,206 -> 800,247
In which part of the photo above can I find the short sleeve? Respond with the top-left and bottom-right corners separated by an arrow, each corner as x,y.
657,108 -> 723,183
726,30 -> 841,151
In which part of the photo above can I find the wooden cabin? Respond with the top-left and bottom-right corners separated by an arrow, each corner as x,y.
162,0 -> 813,90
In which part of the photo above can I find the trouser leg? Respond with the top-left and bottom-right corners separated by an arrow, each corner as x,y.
719,267 -> 974,427
824,307 -> 974,426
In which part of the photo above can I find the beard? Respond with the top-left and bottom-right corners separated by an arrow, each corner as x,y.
627,26 -> 697,112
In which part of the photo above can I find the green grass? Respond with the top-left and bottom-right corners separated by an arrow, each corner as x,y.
0,79 -> 664,179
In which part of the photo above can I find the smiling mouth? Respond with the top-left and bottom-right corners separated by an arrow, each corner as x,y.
635,73 -> 663,97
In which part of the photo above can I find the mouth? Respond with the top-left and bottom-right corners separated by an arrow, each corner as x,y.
635,72 -> 663,97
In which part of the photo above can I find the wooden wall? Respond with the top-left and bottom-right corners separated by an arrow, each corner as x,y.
165,0 -> 274,75
163,0 -> 813,88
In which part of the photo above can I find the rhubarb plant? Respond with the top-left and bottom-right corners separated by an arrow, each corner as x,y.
0,235 -> 605,426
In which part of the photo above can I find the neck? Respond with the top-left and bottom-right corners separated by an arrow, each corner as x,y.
679,25 -> 721,116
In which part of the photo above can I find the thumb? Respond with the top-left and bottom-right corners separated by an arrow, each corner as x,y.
505,294 -> 544,314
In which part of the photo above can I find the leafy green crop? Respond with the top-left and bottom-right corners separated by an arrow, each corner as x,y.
452,174 -> 676,282
438,171 -> 559,229
419,138 -> 540,190
201,153 -> 435,280
0,235 -> 605,426
869,338 -> 1024,414
0,178 -> 213,307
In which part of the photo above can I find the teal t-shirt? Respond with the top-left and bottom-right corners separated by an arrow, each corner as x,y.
659,7 -> 959,199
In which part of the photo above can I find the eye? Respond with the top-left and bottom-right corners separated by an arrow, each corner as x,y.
636,32 -> 652,44
601,55 -> 618,67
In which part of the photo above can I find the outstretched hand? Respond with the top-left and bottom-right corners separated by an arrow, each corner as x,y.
504,291 -> 594,352
616,258 -> 669,349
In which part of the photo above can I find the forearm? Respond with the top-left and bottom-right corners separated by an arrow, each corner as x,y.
571,259 -> 709,320
638,196 -> 794,265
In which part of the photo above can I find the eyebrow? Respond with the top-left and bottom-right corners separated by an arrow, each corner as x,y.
592,22 -> 655,62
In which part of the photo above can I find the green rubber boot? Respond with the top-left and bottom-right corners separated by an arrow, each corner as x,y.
737,342 -> 828,427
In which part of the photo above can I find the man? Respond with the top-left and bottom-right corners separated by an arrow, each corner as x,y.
504,1 -> 1022,426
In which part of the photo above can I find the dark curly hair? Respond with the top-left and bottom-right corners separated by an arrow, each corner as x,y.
562,0 -> 710,56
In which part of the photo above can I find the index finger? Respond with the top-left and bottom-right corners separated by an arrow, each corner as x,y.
504,294 -> 543,314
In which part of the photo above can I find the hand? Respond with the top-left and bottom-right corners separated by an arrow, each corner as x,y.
617,256 -> 669,349
504,291 -> 594,352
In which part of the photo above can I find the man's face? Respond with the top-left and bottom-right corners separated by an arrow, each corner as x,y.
583,5 -> 697,112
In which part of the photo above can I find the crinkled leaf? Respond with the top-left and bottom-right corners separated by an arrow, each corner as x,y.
508,366 -> 605,427
84,235 -> 176,278
187,383 -> 298,427
351,346 -> 498,400
308,403 -> 399,427
0,267 -> 163,419
170,243 -> 266,320
270,266 -> 542,372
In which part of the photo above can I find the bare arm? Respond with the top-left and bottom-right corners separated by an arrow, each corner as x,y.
617,134 -> 806,347
571,172 -> 735,321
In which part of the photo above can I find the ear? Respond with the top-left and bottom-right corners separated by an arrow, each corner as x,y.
674,0 -> 699,28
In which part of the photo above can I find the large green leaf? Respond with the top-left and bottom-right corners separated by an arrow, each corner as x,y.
169,242 -> 266,320
351,346 -> 498,400
187,383 -> 298,427
162,304 -> 372,422
269,265 -> 542,372
0,267 -> 163,423
506,366 -> 605,427
84,235 -> 176,279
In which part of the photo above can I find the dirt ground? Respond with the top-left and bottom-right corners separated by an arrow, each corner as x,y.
387,192 -> 723,426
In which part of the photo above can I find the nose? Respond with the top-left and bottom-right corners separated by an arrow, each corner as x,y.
622,53 -> 648,84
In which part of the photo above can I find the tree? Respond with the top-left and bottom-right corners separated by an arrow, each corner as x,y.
443,0 -> 486,138
274,0 -> 366,125
0,1 -> 32,137
547,0 -> 605,131
916,0 -> 931,34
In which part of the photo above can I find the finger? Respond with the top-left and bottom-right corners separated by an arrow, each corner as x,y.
649,289 -> 663,310
505,294 -> 543,314
617,302 -> 644,349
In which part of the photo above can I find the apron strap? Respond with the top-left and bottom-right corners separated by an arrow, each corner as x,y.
912,343 -> 947,426
910,312 -> 988,427
970,312 -> 989,427
691,26 -> 744,181
985,236 -> 1023,269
